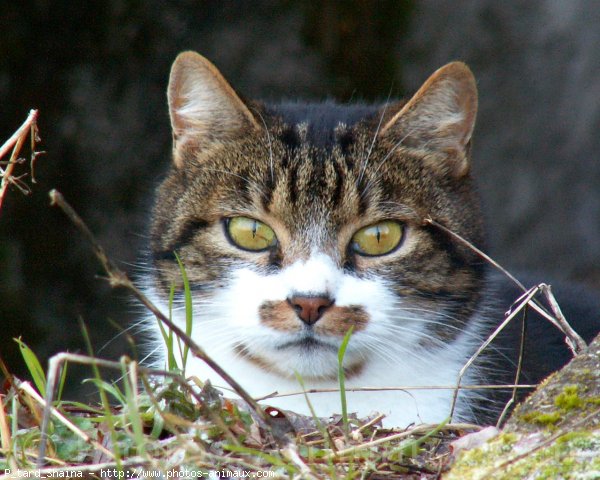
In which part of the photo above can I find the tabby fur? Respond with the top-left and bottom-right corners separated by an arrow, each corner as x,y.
144,51 -> 598,426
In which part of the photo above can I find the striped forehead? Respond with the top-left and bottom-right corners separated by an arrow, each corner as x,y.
263,103 -> 378,213
269,102 -> 378,148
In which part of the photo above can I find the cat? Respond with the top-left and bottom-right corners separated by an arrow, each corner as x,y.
143,51 -> 600,427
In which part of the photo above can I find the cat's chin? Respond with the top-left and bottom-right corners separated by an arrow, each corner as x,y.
234,332 -> 354,380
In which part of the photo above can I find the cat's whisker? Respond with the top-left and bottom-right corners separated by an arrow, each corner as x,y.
385,313 -> 471,333
354,334 -> 403,357
98,319 -> 151,353
372,322 -> 458,349
360,126 -> 419,200
377,132 -> 415,171
357,95 -> 391,186
254,108 -> 275,183
137,346 -> 162,367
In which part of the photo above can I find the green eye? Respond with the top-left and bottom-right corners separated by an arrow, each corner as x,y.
351,221 -> 403,256
226,217 -> 277,251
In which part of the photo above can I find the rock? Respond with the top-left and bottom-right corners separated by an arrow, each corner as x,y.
446,333 -> 600,479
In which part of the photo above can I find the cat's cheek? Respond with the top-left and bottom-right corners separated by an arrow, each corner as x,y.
258,301 -> 301,333
336,278 -> 431,347
313,306 -> 369,336
218,267 -> 290,328
334,275 -> 394,321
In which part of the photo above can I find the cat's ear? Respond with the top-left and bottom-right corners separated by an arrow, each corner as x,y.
168,51 -> 260,168
379,62 -> 477,177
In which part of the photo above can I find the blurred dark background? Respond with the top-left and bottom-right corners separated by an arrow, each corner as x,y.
1,0 -> 599,390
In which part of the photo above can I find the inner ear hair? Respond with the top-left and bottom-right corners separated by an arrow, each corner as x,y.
168,51 -> 260,167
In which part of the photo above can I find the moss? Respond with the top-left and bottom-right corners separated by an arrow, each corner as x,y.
448,429 -> 600,479
556,431 -> 586,445
521,410 -> 561,426
552,385 -> 600,416
554,385 -> 583,411
460,445 -> 486,466
499,432 -> 517,445
495,433 -> 517,454
517,385 -> 600,430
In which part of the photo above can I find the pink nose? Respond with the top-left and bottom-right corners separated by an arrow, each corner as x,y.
287,295 -> 334,325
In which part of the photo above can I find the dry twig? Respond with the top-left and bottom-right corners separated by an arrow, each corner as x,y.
423,217 -> 587,355
0,110 -> 41,211
41,190 -> 288,467
0,393 -> 19,472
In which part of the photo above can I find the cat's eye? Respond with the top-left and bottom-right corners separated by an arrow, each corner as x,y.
351,221 -> 404,256
226,217 -> 277,251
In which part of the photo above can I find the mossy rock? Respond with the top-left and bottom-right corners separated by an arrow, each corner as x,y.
446,333 -> 600,479
446,429 -> 600,480
505,332 -> 600,435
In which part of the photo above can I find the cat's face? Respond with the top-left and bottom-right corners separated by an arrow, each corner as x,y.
149,52 -> 485,380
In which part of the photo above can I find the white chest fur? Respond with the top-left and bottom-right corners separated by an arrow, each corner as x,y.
159,330 -> 478,427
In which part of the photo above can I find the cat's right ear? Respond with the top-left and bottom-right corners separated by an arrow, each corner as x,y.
379,62 -> 477,177
168,51 -> 260,168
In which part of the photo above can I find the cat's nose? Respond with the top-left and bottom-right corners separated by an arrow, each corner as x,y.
287,295 -> 334,325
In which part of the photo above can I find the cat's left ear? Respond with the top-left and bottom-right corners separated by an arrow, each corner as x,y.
379,62 -> 477,177
168,51 -> 260,168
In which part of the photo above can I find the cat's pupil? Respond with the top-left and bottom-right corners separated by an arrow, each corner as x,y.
226,217 -> 276,251
351,221 -> 403,256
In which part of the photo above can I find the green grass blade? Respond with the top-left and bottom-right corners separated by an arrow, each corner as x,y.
174,252 -> 193,374
120,359 -> 146,456
223,444 -> 290,470
154,283 -> 179,372
294,371 -> 325,433
79,319 -> 123,470
392,417 -> 449,459
295,371 -> 339,470
56,361 -> 68,404
14,338 -> 46,396
149,407 -> 165,440
82,378 -> 126,404
337,326 -> 354,438
166,283 -> 178,371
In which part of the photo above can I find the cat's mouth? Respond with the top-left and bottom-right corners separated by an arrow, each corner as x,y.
234,334 -> 342,379
276,335 -> 337,352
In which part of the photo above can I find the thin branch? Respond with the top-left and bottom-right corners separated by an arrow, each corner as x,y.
47,191 -> 284,442
540,284 -> 587,354
424,216 -> 587,355
449,286 -> 540,419
326,422 -> 458,459
0,110 -> 38,160
255,383 -> 537,402
495,307 -> 527,428
423,216 -> 525,289
17,380 -> 114,460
